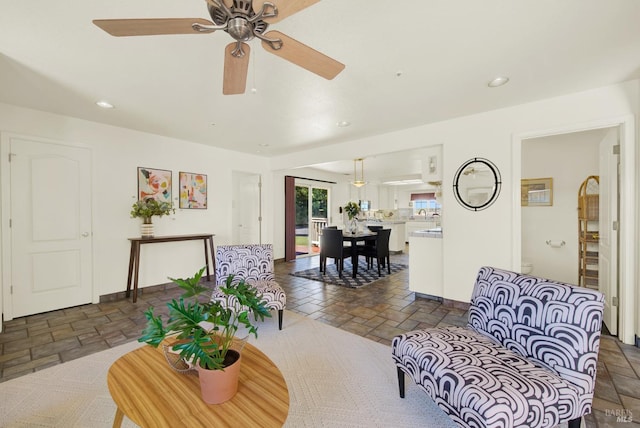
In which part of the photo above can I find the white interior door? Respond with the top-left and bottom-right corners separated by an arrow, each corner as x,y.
9,138 -> 92,317
599,128 -> 619,335
232,171 -> 261,244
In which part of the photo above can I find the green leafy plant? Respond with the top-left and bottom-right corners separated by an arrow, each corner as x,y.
130,198 -> 174,223
139,267 -> 271,370
344,201 -> 360,220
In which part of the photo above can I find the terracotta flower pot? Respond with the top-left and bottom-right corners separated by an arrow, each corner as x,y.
196,350 -> 242,404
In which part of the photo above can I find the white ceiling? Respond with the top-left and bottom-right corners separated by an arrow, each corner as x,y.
1,0 -> 640,179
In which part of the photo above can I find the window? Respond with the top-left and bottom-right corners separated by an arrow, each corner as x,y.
411,192 -> 441,215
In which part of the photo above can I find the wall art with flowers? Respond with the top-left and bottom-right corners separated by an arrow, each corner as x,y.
138,167 -> 172,204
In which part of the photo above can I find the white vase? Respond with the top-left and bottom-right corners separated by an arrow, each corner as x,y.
348,218 -> 358,234
140,221 -> 154,238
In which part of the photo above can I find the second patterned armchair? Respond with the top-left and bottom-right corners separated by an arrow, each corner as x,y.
211,244 -> 286,330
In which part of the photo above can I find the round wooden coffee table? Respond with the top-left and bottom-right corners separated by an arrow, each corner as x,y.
107,342 -> 289,427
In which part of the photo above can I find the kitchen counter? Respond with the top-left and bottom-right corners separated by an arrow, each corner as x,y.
405,220 -> 440,241
409,228 -> 442,238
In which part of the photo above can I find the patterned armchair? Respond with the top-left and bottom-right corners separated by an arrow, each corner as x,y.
392,266 -> 604,428
212,244 -> 286,330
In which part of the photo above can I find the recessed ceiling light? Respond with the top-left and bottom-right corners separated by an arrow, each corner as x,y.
258,143 -> 269,147
488,76 -> 509,88
337,121 -> 351,127
95,100 -> 114,109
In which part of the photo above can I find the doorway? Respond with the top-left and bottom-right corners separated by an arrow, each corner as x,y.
294,185 -> 329,257
516,118 -> 635,344
1,135 -> 93,320
232,171 -> 262,245
522,128 -> 619,335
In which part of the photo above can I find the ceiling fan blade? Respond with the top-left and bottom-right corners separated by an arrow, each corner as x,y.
223,43 -> 251,95
253,0 -> 320,23
261,30 -> 344,80
92,18 -> 214,37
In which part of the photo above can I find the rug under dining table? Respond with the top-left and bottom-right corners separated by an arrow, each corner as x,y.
290,259 -> 408,288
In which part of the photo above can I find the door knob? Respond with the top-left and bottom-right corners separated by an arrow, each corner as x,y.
81,232 -> 89,237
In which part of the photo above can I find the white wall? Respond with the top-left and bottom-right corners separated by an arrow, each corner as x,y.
521,129 -> 604,284
1,80 -> 638,340
0,103 -> 273,313
270,80 -> 639,304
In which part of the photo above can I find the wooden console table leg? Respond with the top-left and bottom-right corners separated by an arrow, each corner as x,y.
208,236 -> 216,283
132,241 -> 141,303
203,238 -> 211,280
112,407 -> 124,428
126,241 -> 136,298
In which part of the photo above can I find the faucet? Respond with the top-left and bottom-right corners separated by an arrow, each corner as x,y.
417,209 -> 427,219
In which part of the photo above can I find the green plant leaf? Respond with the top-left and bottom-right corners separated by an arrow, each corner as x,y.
138,307 -> 168,347
169,266 -> 209,298
138,267 -> 272,371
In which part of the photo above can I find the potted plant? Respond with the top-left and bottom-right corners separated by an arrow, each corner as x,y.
139,267 -> 271,404
344,201 -> 360,233
130,198 -> 174,237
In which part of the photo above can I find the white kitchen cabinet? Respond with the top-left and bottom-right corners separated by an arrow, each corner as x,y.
366,221 -> 406,252
409,234 -> 443,298
387,222 -> 406,252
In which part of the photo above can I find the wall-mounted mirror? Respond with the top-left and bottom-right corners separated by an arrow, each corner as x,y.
453,158 -> 501,211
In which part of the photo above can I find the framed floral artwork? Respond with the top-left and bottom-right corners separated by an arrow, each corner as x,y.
138,167 -> 172,203
179,171 -> 207,209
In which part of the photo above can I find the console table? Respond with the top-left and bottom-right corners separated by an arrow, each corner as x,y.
126,233 -> 215,303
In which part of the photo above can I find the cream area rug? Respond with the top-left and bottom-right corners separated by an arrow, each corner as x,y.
0,310 -> 457,428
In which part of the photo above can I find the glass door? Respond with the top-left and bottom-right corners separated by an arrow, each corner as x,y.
295,185 -> 329,257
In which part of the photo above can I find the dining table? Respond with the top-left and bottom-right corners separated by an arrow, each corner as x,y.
341,230 -> 378,278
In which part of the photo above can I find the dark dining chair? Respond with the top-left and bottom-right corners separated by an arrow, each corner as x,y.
364,225 -> 384,262
319,228 -> 350,277
358,229 -> 392,277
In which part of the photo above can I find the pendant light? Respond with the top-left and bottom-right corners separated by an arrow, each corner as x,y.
351,158 -> 367,187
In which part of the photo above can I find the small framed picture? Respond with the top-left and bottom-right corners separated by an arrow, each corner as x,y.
179,172 -> 207,209
521,177 -> 553,206
138,167 -> 172,203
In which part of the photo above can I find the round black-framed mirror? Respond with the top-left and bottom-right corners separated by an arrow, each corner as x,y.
453,157 -> 502,211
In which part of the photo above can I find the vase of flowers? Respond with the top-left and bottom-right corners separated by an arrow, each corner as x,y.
344,201 -> 360,234
130,198 -> 174,237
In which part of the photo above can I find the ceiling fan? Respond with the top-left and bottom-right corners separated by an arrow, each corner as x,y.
93,0 -> 345,95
